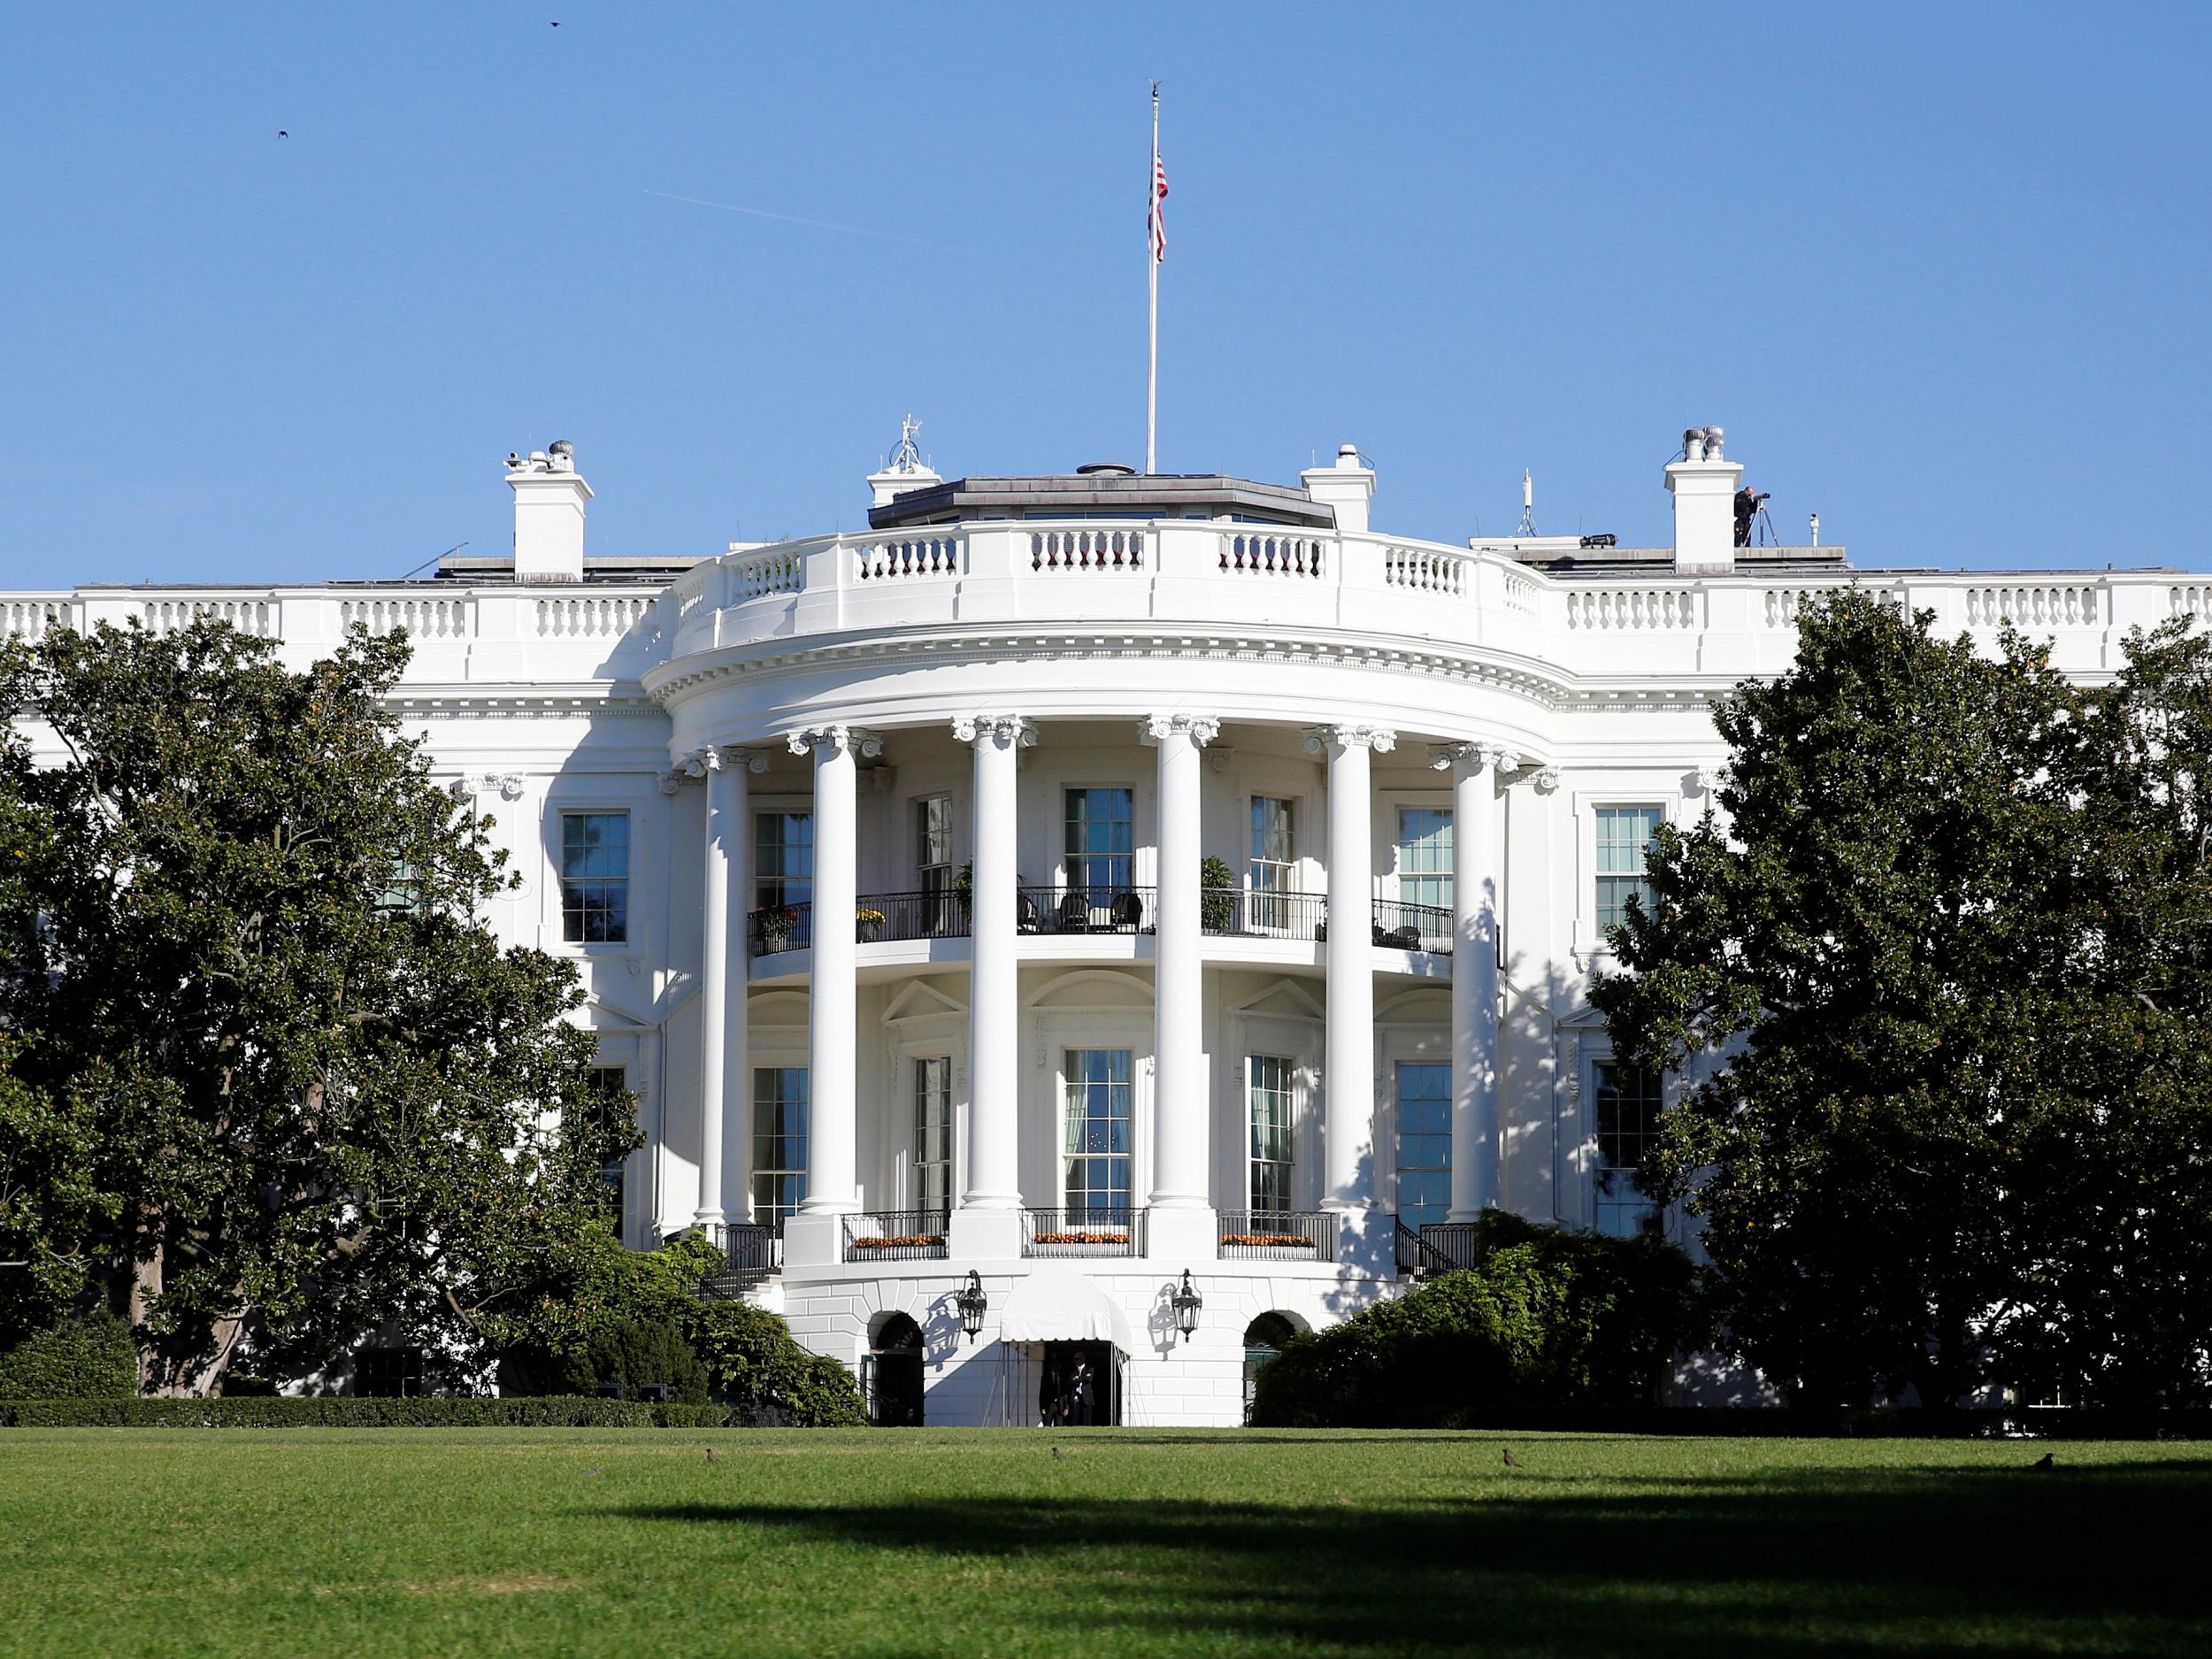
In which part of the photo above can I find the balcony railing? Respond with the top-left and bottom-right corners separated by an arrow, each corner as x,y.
749,900 -> 812,956
1371,898 -> 1453,953
1417,1221 -> 1485,1271
1022,1207 -> 1146,1258
1217,1210 -> 1340,1262
842,1209 -> 950,1262
1018,885 -> 1156,936
1201,887 -> 1327,941
1394,1217 -> 1455,1279
856,889 -> 969,944
696,1222 -> 781,1299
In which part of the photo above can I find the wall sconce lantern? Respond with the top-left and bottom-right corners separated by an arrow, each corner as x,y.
955,1270 -> 988,1344
1171,1270 -> 1202,1343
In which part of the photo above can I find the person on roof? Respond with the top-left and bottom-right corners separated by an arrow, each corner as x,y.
1734,485 -> 1771,548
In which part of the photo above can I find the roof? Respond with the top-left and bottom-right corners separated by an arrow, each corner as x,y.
868,472 -> 1335,530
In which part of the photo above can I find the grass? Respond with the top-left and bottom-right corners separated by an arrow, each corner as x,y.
0,1429 -> 2206,1658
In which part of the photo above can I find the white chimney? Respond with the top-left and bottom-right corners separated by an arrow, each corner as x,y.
507,439 -> 592,583
1302,442 -> 1377,534
1664,424 -> 1742,575
866,413 -> 941,508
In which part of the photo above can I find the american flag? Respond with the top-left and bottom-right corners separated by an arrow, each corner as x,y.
1149,153 -> 1168,263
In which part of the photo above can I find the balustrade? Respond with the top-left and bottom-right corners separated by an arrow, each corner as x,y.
1031,527 -> 1147,572
1381,545 -> 1465,595
842,1209 -> 949,1262
854,536 -> 961,581
1022,1208 -> 1145,1258
534,593 -> 652,638
1217,1210 -> 1340,1262
1219,531 -> 1325,578
1563,587 -> 1698,630
340,595 -> 472,639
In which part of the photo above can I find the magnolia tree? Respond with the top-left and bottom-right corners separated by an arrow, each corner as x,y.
0,621 -> 637,1394
1594,592 -> 2212,1411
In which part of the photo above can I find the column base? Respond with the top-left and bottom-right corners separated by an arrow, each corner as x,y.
948,1208 -> 1024,1262
1144,1204 -> 1219,1263
781,1212 -> 845,1271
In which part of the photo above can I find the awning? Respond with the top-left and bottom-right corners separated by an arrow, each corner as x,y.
999,1268 -> 1138,1351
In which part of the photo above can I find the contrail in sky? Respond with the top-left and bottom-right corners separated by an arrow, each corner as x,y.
643,189 -> 945,248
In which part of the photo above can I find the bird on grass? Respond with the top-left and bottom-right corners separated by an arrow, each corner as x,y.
2031,1452 -> 2055,1470
705,1447 -> 722,1465
1051,1446 -> 1065,1461
1502,1448 -> 1521,1469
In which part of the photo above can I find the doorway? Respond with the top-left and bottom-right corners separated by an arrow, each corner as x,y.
1035,1340 -> 1121,1427
864,1313 -> 925,1427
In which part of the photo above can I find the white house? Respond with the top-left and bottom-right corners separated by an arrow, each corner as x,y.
4,423 -> 2176,1425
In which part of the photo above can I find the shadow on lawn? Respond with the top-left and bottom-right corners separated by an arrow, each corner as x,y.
615,1462 -> 2212,1658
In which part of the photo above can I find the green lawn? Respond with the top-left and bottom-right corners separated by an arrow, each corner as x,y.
0,1429 -> 2205,1658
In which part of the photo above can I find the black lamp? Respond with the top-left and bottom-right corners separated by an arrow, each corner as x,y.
1171,1270 -> 1202,1343
955,1270 -> 988,1343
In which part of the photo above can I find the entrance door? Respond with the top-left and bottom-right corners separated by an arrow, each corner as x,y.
867,1314 -> 925,1427
1036,1340 -> 1119,1427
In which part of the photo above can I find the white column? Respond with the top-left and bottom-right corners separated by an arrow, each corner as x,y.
1144,713 -> 1218,1210
721,749 -> 762,1221
954,715 -> 1033,1210
690,748 -> 732,1226
1307,724 -> 1395,1212
1435,743 -> 1505,1222
790,724 -> 876,1216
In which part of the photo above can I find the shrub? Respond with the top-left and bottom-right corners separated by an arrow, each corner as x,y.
499,1318 -> 709,1404
0,1396 -> 746,1429
683,1302 -> 866,1427
1250,1210 -> 1707,1428
1200,856 -> 1236,932
0,1313 -> 136,1401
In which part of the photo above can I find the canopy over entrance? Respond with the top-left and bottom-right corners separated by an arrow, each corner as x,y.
999,1269 -> 1137,1351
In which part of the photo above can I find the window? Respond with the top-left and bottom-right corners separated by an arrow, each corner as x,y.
756,812 -> 814,910
559,812 -> 629,943
586,1065 -> 632,1225
915,796 -> 955,933
1064,787 -> 1133,896
751,1066 -> 810,1233
1249,796 -> 1294,929
1594,1062 -> 1663,1238
355,1346 -> 424,1398
1247,1056 -> 1294,1213
1398,807 -> 1454,913
913,1056 -> 952,1217
1062,1048 -> 1132,1219
1595,805 -> 1663,933
1394,1061 -> 1451,1233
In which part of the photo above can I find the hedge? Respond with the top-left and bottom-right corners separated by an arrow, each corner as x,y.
0,1395 -> 784,1429
0,1314 -> 137,1401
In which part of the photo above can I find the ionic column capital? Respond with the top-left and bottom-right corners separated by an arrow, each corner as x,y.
1303,724 -> 1397,757
1506,760 -> 1561,794
1140,713 -> 1220,747
787,724 -> 882,760
1426,741 -> 1516,775
950,714 -> 1038,749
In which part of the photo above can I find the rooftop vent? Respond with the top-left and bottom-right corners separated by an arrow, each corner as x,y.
1076,462 -> 1136,477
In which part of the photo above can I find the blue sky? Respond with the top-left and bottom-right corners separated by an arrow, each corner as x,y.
2,3 -> 2205,587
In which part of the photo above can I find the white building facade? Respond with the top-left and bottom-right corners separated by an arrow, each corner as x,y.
5,427 -> 2177,1425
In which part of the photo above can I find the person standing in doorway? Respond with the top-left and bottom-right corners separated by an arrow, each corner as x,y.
1070,1357 -> 1096,1426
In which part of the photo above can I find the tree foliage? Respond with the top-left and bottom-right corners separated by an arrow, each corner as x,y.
1594,593 -> 2212,1409
0,620 -> 634,1393
1249,1211 -> 1704,1427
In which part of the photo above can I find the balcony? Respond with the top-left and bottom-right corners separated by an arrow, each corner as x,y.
1018,885 -> 1155,935
1370,898 -> 1453,954
750,890 -> 969,956
1022,1208 -> 1146,1259
842,1209 -> 950,1263
1202,887 -> 1327,941
1217,1210 -> 1340,1263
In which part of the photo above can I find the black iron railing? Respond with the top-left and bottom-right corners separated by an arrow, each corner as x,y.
855,889 -> 969,945
1022,1207 -> 1146,1258
1417,1221 -> 1484,1271
842,1209 -> 950,1262
1394,1217 -> 1455,1279
697,1222 -> 781,1299
749,900 -> 812,956
1017,885 -> 1156,936
1371,898 -> 1453,953
1217,1210 -> 1340,1262
1200,887 -> 1328,941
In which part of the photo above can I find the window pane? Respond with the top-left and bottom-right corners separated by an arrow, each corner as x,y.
1594,807 -> 1662,932
756,812 -> 814,909
1064,788 -> 1134,892
751,1066 -> 810,1233
1398,807 -> 1455,912
1395,1061 -> 1453,1233
1248,1055 -> 1294,1213
560,813 -> 629,943
913,1056 -> 951,1215
1063,1048 -> 1133,1217
1594,1062 -> 1663,1237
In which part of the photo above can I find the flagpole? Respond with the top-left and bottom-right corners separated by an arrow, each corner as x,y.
1147,81 -> 1160,476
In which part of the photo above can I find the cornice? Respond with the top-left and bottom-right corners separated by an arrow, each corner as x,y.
381,684 -> 664,720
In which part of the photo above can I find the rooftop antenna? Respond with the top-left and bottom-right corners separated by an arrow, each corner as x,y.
398,541 -> 468,580
1516,469 -> 1537,537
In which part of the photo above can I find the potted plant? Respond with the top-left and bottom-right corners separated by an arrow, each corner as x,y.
758,905 -> 799,953
1200,854 -> 1236,933
954,859 -> 974,922
856,907 -> 886,942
